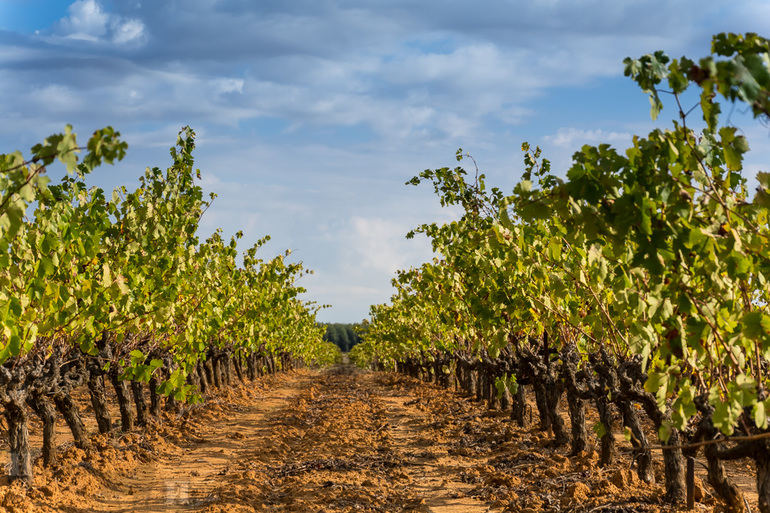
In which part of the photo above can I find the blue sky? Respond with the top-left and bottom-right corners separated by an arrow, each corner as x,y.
2,1 -> 769,322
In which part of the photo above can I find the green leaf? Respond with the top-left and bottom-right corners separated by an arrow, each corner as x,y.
700,88 -> 721,131
742,312 -> 770,340
756,171 -> 770,207
649,93 -> 663,121
39,257 -> 55,278
658,420 -> 673,443
754,400 -> 769,430
712,401 -> 735,435
102,262 -> 112,288
7,334 -> 22,357
130,349 -> 145,367
18,183 -> 35,202
720,127 -> 746,171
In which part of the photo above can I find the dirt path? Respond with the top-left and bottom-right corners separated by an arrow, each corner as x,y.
92,373 -> 315,512
12,366 -> 503,512
7,365 -> 760,512
377,395 -> 493,513
203,365 -> 501,512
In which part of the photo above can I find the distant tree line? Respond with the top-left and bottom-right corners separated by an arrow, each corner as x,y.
321,323 -> 362,353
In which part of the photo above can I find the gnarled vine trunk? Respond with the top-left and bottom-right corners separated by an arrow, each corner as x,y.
3,388 -> 32,482
561,348 -> 589,456
53,390 -> 91,451
109,363 -> 134,432
132,381 -> 148,427
87,373 -> 112,434
27,390 -> 57,467
149,375 -> 162,417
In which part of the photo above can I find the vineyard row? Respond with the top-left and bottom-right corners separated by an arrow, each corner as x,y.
354,33 -> 770,513
0,126 -> 340,483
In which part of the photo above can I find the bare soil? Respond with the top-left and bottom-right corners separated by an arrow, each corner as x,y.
0,365 -> 759,512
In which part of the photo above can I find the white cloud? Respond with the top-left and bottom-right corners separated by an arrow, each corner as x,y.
544,127 -> 633,149
111,18 -> 145,44
351,216 -> 432,276
213,78 -> 245,95
28,84 -> 87,114
59,0 -> 109,41
498,105 -> 536,126
57,0 -> 146,45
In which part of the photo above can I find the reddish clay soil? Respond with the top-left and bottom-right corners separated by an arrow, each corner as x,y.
0,365 -> 759,512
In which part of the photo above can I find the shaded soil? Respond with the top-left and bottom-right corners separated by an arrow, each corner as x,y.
0,365 -> 759,512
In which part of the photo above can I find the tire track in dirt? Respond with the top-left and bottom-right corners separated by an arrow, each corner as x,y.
202,364 -> 500,512
376,392 -> 496,513
89,372 -> 314,513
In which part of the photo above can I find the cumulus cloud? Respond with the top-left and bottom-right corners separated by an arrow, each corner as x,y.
10,0 -> 761,147
112,18 -> 145,44
56,0 -> 146,45
544,127 -> 634,149
58,0 -> 109,41
213,78 -> 245,95
351,216 -> 427,276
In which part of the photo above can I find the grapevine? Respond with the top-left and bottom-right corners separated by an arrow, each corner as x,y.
0,126 -> 338,482
357,32 -> 770,510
